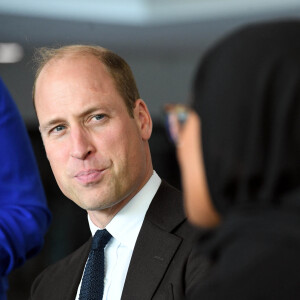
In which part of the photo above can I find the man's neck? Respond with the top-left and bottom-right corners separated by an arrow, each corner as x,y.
87,196 -> 133,229
88,168 -> 154,228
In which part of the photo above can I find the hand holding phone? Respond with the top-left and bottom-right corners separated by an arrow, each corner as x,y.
164,104 -> 190,145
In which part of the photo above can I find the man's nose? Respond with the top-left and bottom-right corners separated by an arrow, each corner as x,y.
70,127 -> 95,160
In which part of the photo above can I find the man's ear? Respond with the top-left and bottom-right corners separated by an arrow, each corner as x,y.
133,99 -> 152,141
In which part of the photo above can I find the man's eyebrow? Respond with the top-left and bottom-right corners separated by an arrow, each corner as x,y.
40,118 -> 66,133
77,106 -> 102,119
40,106 -> 103,132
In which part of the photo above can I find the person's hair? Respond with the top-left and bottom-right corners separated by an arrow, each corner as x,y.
32,45 -> 140,117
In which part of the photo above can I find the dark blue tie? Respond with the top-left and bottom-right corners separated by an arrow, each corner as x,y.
79,229 -> 112,300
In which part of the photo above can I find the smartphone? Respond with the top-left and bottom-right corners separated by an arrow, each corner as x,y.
164,104 -> 189,145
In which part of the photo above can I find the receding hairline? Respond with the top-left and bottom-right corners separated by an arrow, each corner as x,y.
36,51 -> 111,82
33,45 -> 112,85
33,48 -> 109,110
32,45 -> 140,117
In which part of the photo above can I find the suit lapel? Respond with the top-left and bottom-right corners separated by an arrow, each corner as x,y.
60,239 -> 91,300
121,181 -> 186,300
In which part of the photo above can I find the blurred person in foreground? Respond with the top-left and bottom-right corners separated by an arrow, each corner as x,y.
30,45 -> 207,300
0,77 -> 51,300
167,20 -> 300,299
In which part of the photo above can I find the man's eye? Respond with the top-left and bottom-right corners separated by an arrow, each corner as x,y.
93,114 -> 105,121
53,125 -> 65,132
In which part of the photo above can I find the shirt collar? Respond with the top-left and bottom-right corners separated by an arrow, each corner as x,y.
88,171 -> 161,250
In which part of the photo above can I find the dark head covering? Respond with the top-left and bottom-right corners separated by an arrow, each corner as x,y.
193,20 -> 300,216
187,20 -> 300,300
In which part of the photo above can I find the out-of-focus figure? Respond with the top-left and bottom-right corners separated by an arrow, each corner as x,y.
0,77 -> 51,299
168,20 -> 300,299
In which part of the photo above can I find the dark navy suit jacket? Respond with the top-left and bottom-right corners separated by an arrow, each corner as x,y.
30,181 -> 207,300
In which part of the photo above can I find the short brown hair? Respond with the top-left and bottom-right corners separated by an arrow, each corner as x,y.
32,45 -> 140,117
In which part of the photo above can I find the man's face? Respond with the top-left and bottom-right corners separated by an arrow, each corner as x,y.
35,54 -> 153,216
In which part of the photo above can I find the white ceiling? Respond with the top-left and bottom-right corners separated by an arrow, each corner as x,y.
0,0 -> 299,55
1,0 -> 300,123
1,0 -> 300,26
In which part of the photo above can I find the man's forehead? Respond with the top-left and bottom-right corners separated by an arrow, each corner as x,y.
36,55 -> 109,92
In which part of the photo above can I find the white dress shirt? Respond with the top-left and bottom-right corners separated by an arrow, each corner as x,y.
75,171 -> 161,300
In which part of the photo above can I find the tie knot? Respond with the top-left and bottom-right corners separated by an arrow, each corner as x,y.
91,229 -> 112,250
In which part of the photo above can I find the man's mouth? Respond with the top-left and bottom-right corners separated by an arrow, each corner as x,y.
74,169 -> 105,184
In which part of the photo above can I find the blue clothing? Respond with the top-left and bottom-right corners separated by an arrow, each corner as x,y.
0,78 -> 51,299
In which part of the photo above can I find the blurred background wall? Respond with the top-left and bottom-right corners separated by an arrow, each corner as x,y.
1,1 -> 300,299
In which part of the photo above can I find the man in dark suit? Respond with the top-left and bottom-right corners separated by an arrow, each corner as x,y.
30,45 -> 207,300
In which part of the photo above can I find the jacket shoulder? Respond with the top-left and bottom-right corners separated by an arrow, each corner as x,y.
30,239 -> 91,300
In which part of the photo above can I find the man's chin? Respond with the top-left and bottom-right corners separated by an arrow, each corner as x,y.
82,199 -> 118,212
